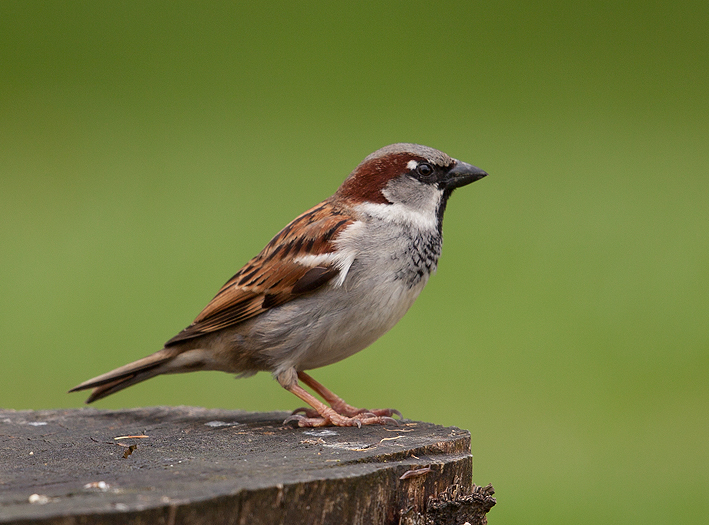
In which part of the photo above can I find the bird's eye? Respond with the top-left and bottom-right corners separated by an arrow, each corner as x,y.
416,163 -> 434,177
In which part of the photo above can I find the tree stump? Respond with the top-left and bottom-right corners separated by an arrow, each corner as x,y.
0,406 -> 495,524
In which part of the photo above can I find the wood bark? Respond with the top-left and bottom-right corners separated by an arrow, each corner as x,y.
0,406 -> 495,524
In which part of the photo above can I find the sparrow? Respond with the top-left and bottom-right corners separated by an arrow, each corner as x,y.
69,143 -> 487,427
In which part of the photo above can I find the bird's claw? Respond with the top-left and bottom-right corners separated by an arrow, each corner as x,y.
390,408 -> 404,420
283,412 -> 398,428
365,408 -> 403,420
286,405 -> 403,427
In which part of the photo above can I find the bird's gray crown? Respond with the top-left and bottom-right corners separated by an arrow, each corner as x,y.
363,143 -> 453,167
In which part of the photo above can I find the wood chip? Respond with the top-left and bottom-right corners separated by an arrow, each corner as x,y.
399,466 -> 432,480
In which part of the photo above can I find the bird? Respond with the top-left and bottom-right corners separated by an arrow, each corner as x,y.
69,143 -> 488,427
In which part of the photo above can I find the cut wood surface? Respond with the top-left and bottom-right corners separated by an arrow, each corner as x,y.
0,406 -> 495,524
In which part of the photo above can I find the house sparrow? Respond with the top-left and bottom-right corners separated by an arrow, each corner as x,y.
69,143 -> 487,427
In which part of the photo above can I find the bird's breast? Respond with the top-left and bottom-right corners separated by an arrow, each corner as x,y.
344,218 -> 443,288
245,219 -> 443,375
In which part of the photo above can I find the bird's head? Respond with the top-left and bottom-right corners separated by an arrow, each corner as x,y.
336,143 -> 487,230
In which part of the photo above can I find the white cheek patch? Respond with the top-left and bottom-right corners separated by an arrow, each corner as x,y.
406,160 -> 418,170
356,199 -> 440,232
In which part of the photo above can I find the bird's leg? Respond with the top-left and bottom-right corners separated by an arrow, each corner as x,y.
295,371 -> 402,419
277,369 -> 399,428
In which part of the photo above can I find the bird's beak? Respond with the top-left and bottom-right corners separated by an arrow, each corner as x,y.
445,159 -> 488,190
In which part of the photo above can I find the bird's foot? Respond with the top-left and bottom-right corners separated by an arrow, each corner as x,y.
282,372 -> 402,427
284,406 -> 399,428
291,404 -> 403,420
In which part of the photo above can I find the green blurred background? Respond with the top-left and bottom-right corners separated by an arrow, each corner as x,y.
1,1 -> 707,523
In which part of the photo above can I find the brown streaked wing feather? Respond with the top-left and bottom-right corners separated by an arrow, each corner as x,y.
165,200 -> 353,346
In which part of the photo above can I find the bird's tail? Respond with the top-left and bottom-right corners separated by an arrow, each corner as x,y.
68,349 -> 175,404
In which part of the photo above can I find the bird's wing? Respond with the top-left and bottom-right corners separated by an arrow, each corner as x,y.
165,200 -> 354,346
